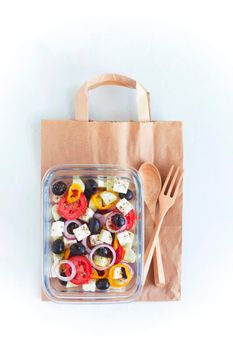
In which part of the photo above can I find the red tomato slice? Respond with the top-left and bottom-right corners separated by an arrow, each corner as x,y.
115,243 -> 125,264
65,256 -> 92,285
58,193 -> 87,220
125,209 -> 136,230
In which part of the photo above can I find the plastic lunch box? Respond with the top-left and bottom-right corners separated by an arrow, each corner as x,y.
42,165 -> 144,303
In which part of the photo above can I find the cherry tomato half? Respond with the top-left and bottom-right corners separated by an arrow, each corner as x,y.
58,193 -> 87,220
125,209 -> 136,230
65,256 -> 92,285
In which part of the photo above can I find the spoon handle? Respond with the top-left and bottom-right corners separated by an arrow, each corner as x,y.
146,209 -> 165,287
148,209 -> 165,287
153,237 -> 165,286
143,209 -> 167,284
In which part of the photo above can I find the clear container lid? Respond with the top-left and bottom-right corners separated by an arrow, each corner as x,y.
42,165 -> 144,303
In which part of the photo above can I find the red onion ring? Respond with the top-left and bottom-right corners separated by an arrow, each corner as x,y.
89,244 -> 116,271
82,236 -> 91,254
95,207 -> 116,215
63,220 -> 82,240
105,211 -> 127,233
93,213 -> 106,228
52,259 -> 76,282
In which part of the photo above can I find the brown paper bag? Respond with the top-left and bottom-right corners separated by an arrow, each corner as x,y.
41,74 -> 183,301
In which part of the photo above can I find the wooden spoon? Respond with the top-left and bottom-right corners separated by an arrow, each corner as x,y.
139,162 -> 165,286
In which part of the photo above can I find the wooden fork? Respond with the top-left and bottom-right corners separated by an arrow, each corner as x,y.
143,165 -> 184,285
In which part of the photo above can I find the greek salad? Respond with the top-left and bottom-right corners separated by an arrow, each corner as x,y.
49,175 -> 138,292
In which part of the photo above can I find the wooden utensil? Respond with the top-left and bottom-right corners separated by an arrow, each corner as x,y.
139,162 -> 165,287
143,165 -> 183,285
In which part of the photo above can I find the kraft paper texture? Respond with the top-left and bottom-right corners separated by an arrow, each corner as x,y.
41,119 -> 183,301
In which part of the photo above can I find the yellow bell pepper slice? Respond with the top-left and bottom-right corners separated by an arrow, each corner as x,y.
91,268 -> 109,280
67,184 -> 82,203
108,263 -> 131,288
64,248 -> 70,260
91,191 -> 119,210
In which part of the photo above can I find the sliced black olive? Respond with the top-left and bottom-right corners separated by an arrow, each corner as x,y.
121,267 -> 127,279
52,181 -> 67,196
59,272 -> 67,286
85,179 -> 98,194
112,213 -> 126,228
59,217 -> 66,222
96,278 -> 110,290
67,222 -> 79,235
51,239 -> 64,254
96,270 -> 105,277
96,247 -> 109,257
119,189 -> 133,200
88,218 -> 100,234
70,243 -> 86,256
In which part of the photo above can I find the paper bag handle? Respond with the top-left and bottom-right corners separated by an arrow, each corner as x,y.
75,73 -> 151,121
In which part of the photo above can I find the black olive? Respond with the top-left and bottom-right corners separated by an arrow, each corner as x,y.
112,213 -> 126,228
119,189 -> 133,201
70,243 -> 86,256
84,189 -> 92,200
59,217 -> 66,222
52,181 -> 67,196
96,270 -> 105,277
96,278 -> 110,290
67,222 -> 79,235
85,179 -> 98,194
51,239 -> 64,254
96,247 -> 109,257
59,272 -> 67,286
88,218 -> 101,234
121,267 -> 127,279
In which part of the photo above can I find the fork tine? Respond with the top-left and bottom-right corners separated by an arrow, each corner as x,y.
167,167 -> 180,196
161,165 -> 174,193
173,169 -> 184,198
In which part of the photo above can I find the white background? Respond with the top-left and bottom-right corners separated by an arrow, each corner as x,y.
0,1 -> 232,349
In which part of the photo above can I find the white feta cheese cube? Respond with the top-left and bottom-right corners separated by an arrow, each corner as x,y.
124,248 -> 136,263
99,229 -> 113,245
106,176 -> 114,191
112,266 -> 123,280
124,231 -> 134,249
97,177 -> 106,188
100,191 -> 117,206
51,221 -> 64,238
51,204 -> 61,221
82,279 -> 96,292
72,176 -> 85,192
116,198 -> 134,216
63,237 -> 77,246
79,207 -> 95,222
117,230 -> 132,246
113,177 -> 129,194
73,224 -> 91,241
89,234 -> 102,246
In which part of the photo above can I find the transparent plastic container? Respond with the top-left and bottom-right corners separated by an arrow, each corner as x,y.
42,165 -> 144,303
